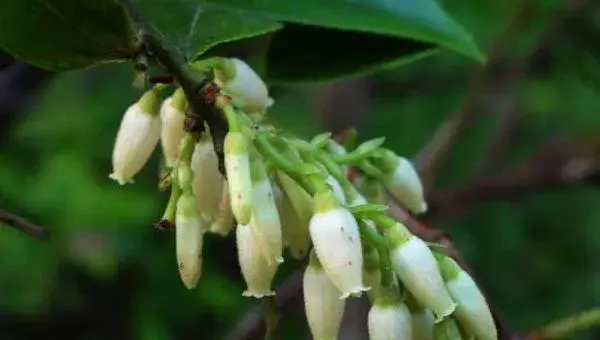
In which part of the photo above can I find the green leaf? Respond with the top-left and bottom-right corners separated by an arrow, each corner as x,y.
0,0 -> 137,71
196,0 -> 484,62
134,0 -> 282,60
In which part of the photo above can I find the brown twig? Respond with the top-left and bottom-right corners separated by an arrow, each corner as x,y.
0,209 -> 49,240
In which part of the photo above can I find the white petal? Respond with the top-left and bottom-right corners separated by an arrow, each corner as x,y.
224,132 -> 253,225
215,58 -> 272,114
303,263 -> 346,340
110,104 -> 161,184
309,208 -> 367,298
368,303 -> 413,340
249,179 -> 283,265
192,139 -> 225,222
175,194 -> 205,289
390,236 -> 456,320
236,224 -> 277,298
448,271 -> 497,340
160,97 -> 186,167
386,158 -> 427,214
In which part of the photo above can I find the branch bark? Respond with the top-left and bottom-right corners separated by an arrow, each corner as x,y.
0,209 -> 49,240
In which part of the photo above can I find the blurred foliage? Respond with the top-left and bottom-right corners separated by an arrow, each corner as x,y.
2,0 -> 600,339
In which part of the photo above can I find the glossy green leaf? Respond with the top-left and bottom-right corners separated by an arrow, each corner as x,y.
134,0 -> 282,60
266,25 -> 439,83
0,0 -> 137,71
196,0 -> 484,62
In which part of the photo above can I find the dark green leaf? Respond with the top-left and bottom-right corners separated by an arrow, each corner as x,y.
134,0 -> 282,60
0,0 -> 137,71
266,25 -> 439,83
196,0 -> 484,62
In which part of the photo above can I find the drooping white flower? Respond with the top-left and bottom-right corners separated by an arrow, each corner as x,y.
175,191 -> 206,289
276,171 -> 312,259
236,223 -> 277,298
437,255 -> 497,340
224,131 -> 253,225
309,190 -> 368,298
159,88 -> 187,167
209,180 -> 234,236
386,223 -> 455,321
368,303 -> 413,340
110,89 -> 162,185
411,309 -> 435,340
191,138 -> 225,223
214,58 -> 274,115
249,156 -> 283,265
374,150 -> 427,214
303,250 -> 345,340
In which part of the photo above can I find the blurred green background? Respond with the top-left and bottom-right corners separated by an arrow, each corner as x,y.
1,0 -> 600,339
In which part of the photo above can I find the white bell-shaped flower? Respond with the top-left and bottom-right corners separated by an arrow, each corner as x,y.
303,250 -> 345,340
309,190 -> 368,298
191,138 -> 225,223
411,309 -> 435,340
224,131 -> 253,225
214,58 -> 274,115
374,150 -> 427,214
159,89 -> 187,167
110,89 -> 162,185
368,303 -> 413,340
175,191 -> 206,289
209,180 -> 235,236
387,223 -> 455,321
249,156 -> 283,265
437,255 -> 497,340
236,223 -> 277,298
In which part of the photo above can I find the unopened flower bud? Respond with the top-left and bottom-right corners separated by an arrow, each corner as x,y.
276,171 -> 313,229
110,89 -> 162,185
192,138 -> 225,223
368,302 -> 413,340
209,180 -> 234,236
436,255 -> 497,340
387,223 -> 455,321
376,150 -> 427,214
249,156 -> 283,265
310,190 -> 368,298
412,309 -> 435,340
175,192 -> 206,289
236,224 -> 277,298
303,250 -> 345,340
214,58 -> 274,115
280,190 -> 310,259
434,318 -> 462,340
225,131 -> 253,225
160,89 -> 187,167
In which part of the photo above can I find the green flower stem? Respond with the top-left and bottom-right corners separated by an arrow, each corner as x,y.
218,99 -> 241,132
368,213 -> 400,231
332,137 -> 385,164
358,220 -> 390,249
254,133 -> 315,196
348,204 -> 390,216
356,159 -> 387,180
161,167 -> 181,223
534,306 -> 600,339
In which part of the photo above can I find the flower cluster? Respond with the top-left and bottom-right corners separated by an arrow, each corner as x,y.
110,58 -> 497,340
